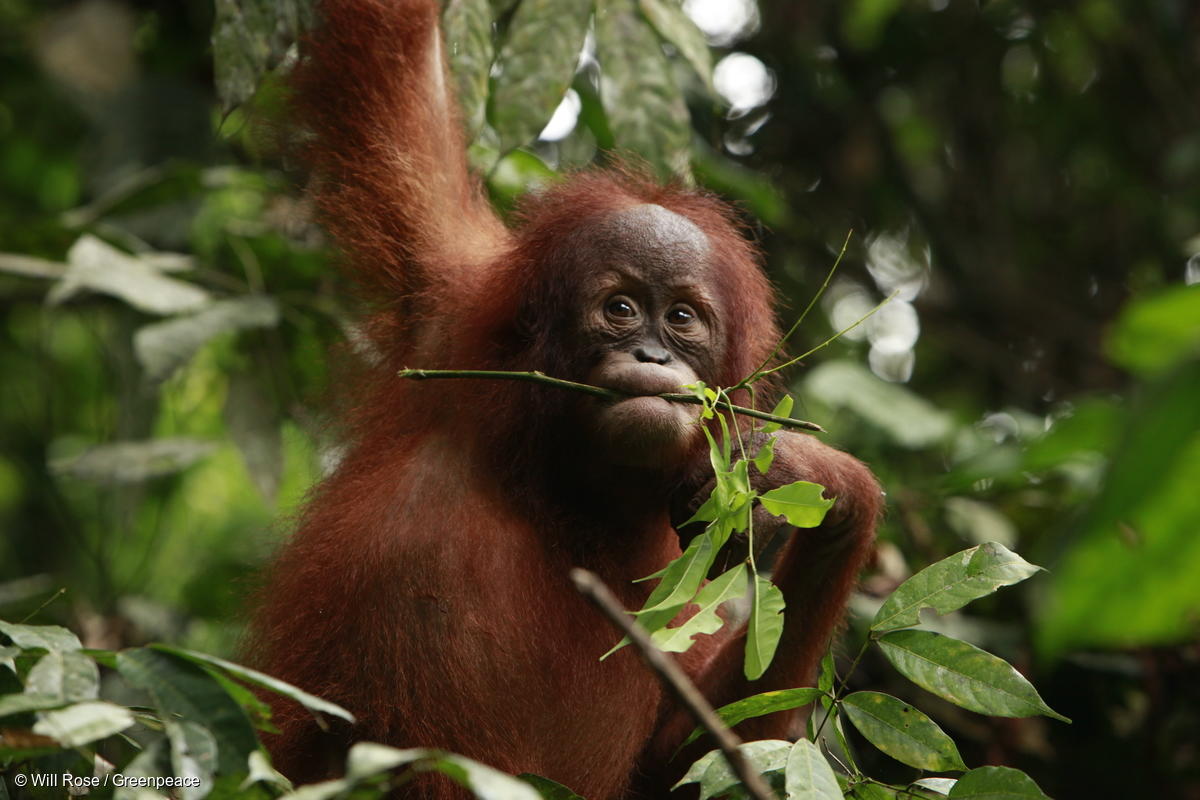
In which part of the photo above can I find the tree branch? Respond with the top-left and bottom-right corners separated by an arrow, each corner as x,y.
569,568 -> 775,800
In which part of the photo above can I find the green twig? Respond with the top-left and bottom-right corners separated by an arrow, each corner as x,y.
398,368 -> 824,432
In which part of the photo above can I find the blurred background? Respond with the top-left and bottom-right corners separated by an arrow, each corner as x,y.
0,0 -> 1197,797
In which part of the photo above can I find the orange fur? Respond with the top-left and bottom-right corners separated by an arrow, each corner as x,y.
247,1 -> 879,797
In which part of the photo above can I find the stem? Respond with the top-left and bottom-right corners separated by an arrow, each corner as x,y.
398,368 -> 824,432
570,568 -> 776,800
736,229 -> 853,391
756,289 -> 900,381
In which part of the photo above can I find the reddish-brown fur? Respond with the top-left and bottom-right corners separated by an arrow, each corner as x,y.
247,1 -> 880,797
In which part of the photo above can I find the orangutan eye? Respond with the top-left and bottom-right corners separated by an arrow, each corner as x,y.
605,296 -> 638,319
666,304 -> 697,326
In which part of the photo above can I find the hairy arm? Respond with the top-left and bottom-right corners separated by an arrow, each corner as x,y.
295,0 -> 507,304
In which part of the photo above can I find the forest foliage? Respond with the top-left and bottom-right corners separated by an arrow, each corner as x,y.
1,0 -> 1198,798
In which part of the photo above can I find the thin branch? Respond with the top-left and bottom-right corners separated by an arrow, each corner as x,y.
736,229 -> 853,390
756,289 -> 900,381
569,568 -> 775,800
398,368 -> 824,432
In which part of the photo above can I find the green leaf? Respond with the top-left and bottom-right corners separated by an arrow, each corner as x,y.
914,778 -> 957,795
117,648 -> 260,774
519,773 -> 587,800
759,481 -> 834,528
431,754 -> 543,800
0,621 -> 83,652
595,0 -> 693,179
784,739 -> 841,800
48,235 -> 210,315
871,543 -> 1042,633
164,717 -> 218,799
134,295 -> 280,382
842,691 -> 966,772
653,564 -> 747,653
1106,284 -> 1200,376
637,0 -> 714,94
744,575 -> 785,680
804,361 -> 955,449
345,742 -> 427,780
753,433 -> 777,474
675,740 -> 792,800
443,0 -> 495,137
32,701 -> 134,747
0,693 -> 67,716
25,650 -> 99,703
489,0 -> 594,152
241,750 -> 293,793
683,687 -> 825,747
763,396 -> 794,435
153,645 -> 355,723
607,532 -> 718,657
50,438 -> 217,484
1037,364 -> 1200,657
877,630 -> 1069,722
947,766 -> 1049,799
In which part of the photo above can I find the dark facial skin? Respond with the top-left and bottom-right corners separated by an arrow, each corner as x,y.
570,204 -> 723,468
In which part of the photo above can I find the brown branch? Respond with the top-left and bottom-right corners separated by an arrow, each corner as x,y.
569,568 -> 776,800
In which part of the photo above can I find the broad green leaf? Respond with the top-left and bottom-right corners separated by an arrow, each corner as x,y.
805,361 -> 954,449
153,644 -> 355,723
784,739 -> 841,800
0,646 -> 18,674
871,543 -> 1042,633
32,701 -> 134,747
519,773 -> 587,800
759,481 -> 834,528
607,532 -> 718,656
48,235 -> 210,315
345,742 -> 427,780
744,575 -> 785,680
135,295 -> 280,382
753,433 -> 777,474
25,650 -> 99,702
1037,365 -> 1200,657
443,0 -> 495,137
683,687 -> 824,747
117,648 -> 259,774
595,0 -> 692,179
0,693 -> 70,716
164,717 -> 218,800
50,438 -> 217,484
653,564 -> 747,653
842,691 -> 966,772
765,395 -> 795,434
1106,284 -> 1200,376
241,750 -> 293,793
489,0 -> 594,152
877,630 -> 1068,722
675,740 -> 791,800
947,766 -> 1049,799
914,778 -> 957,795
636,532 -> 715,622
638,0 -> 714,94
432,754 -> 543,800
0,621 -> 83,652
